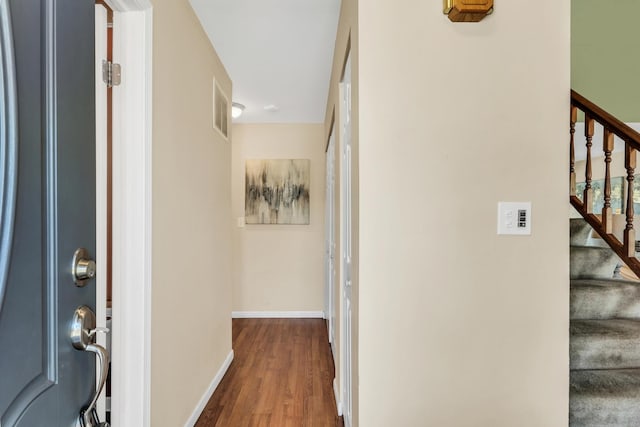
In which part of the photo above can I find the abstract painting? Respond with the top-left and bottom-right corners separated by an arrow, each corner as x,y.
245,159 -> 310,224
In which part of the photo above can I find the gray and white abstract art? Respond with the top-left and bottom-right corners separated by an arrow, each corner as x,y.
245,159 -> 310,224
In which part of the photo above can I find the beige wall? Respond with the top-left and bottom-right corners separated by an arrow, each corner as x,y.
353,1 -> 570,426
576,153 -> 627,183
151,1 -> 232,425
231,124 -> 325,312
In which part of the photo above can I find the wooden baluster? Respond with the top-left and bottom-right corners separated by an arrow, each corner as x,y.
602,129 -> 614,234
625,144 -> 637,257
584,114 -> 595,213
570,106 -> 577,196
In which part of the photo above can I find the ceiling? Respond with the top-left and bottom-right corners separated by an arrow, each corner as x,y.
189,0 -> 342,124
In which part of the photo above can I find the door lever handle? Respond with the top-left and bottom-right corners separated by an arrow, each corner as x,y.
71,306 -> 111,427
79,342 -> 109,427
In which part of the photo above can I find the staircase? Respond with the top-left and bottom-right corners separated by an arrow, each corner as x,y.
570,219 -> 640,425
569,91 -> 640,425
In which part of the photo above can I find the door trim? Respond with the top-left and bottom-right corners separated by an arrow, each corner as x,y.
339,51 -> 352,427
104,1 -> 152,426
95,3 -> 108,419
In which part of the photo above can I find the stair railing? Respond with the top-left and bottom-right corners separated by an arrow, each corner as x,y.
570,90 -> 640,277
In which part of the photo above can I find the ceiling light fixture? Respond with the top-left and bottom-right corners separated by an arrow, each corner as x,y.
231,102 -> 245,119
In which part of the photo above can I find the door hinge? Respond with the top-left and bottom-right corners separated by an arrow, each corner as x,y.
102,60 -> 121,87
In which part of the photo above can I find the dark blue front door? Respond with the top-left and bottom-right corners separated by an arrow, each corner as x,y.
0,0 -> 96,425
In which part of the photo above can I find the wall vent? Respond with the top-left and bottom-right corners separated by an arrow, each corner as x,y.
213,79 -> 229,139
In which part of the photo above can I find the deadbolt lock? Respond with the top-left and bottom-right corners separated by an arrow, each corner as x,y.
72,248 -> 96,287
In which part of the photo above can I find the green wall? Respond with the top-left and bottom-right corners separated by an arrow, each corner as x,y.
572,0 -> 640,121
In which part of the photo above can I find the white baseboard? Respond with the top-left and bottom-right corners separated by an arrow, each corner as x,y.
232,311 -> 325,319
333,377 -> 343,416
184,350 -> 234,427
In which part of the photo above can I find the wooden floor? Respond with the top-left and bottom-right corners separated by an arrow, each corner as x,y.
195,318 -> 344,427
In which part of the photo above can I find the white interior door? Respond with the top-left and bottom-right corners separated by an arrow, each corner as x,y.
325,127 -> 337,361
340,53 -> 353,427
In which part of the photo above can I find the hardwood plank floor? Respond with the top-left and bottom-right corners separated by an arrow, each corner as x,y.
195,318 -> 344,427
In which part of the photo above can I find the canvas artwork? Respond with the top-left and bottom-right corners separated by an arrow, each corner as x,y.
632,174 -> 640,215
245,159 -> 310,224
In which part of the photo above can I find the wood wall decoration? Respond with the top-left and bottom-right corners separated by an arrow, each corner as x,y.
245,159 -> 310,225
443,0 -> 493,22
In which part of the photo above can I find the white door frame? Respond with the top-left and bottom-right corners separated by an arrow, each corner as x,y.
94,4 -> 108,419
103,1 -> 153,426
340,52 -> 353,427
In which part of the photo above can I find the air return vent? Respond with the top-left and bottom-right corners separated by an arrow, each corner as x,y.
213,79 -> 229,139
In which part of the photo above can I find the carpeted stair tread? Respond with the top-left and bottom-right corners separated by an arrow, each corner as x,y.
571,246 -> 620,279
571,319 -> 640,370
570,369 -> 640,426
571,218 -> 595,246
571,279 -> 640,320
569,217 -> 640,424
571,368 -> 640,395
